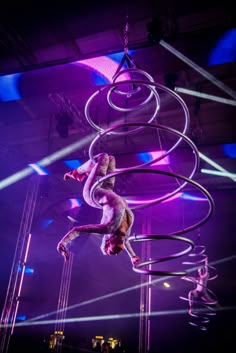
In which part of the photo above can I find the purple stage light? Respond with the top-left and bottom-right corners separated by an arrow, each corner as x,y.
138,151 -> 169,166
76,54 -> 130,84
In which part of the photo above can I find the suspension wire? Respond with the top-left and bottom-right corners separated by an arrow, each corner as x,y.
112,15 -> 140,81
50,222 -> 74,353
180,228 -> 218,330
0,176 -> 39,353
138,217 -> 152,353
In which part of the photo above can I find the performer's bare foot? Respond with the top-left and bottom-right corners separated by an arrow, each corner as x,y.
57,243 -> 69,261
64,169 -> 86,182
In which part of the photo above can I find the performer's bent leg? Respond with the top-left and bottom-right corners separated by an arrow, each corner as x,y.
82,153 -> 111,207
101,154 -> 116,190
64,152 -> 111,179
57,221 -> 114,261
64,158 -> 96,181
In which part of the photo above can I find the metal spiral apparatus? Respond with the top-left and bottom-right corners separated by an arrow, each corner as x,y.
180,242 -> 218,330
84,59 -> 215,277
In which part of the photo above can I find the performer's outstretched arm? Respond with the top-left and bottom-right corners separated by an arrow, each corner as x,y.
124,238 -> 141,265
57,222 -> 113,261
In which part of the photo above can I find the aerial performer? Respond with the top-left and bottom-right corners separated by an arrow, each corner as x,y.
57,153 -> 141,266
185,257 -> 217,315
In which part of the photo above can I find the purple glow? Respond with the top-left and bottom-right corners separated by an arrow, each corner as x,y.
0,52 -> 132,102
138,151 -> 169,165
162,192 -> 181,203
150,151 -> 170,165
76,56 -> 130,83
69,198 -> 82,209
127,192 -> 182,205
127,191 -> 207,205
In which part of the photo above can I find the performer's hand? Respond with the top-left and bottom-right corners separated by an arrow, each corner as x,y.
57,243 -> 69,261
131,255 -> 141,266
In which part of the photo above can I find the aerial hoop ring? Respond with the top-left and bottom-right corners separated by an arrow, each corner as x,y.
89,121 -> 200,175
90,168 -> 214,235
84,79 -> 190,136
130,234 -> 194,276
109,68 -> 156,107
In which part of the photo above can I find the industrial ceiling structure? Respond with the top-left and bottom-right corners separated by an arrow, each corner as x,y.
0,1 -> 235,352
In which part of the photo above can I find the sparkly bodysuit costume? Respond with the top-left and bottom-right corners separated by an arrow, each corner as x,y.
57,153 -> 137,259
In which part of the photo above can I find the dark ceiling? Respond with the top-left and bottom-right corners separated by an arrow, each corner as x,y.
0,1 -> 236,353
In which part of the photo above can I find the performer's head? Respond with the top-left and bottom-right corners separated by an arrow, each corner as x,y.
101,234 -> 125,256
198,265 -> 208,278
